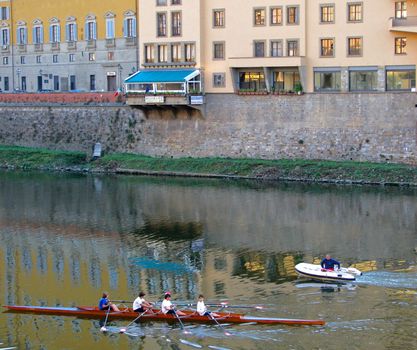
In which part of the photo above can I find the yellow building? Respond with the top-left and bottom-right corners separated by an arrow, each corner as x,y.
130,0 -> 417,98
0,0 -> 138,92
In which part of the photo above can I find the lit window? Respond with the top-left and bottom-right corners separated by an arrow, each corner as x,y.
254,8 -> 265,26
320,5 -> 334,23
287,6 -> 299,24
348,3 -> 362,22
348,37 -> 362,56
395,37 -> 406,54
320,38 -> 334,57
270,7 -> 282,25
213,9 -> 225,27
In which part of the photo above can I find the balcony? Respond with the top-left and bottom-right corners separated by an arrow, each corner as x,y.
105,38 -> 115,48
389,16 -> 417,33
1,45 -> 9,53
17,44 -> 26,53
86,40 -> 96,50
34,43 -> 43,52
228,56 -> 306,68
51,42 -> 60,51
67,41 -> 77,50
125,37 -> 137,47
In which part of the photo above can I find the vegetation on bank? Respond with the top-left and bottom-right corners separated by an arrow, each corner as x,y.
0,145 -> 417,185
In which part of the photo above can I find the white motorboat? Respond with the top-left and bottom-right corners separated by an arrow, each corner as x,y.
295,262 -> 362,283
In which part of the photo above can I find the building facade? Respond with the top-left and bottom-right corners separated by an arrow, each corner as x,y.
0,0 -> 138,92
135,0 -> 416,95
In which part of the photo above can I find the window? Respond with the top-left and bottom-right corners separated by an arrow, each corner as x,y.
70,75 -> 76,90
287,40 -> 299,56
386,68 -> 415,91
171,12 -> 181,36
349,70 -> 378,91
270,7 -> 282,25
21,76 -> 27,91
36,55 -> 41,63
158,44 -> 168,62
66,22 -> 77,41
239,72 -> 266,91
33,26 -> 43,44
4,76 -> 9,91
89,52 -> 95,61
348,37 -> 362,56
171,0 -> 181,4
69,53 -> 75,62
213,73 -> 225,88
213,9 -> 225,27
85,21 -> 96,40
106,18 -> 115,39
213,42 -> 225,60
254,8 -> 266,26
271,40 -> 283,57
171,43 -> 181,62
314,70 -> 341,91
3,57 -> 8,65
90,75 -> 96,91
0,7 -> 9,20
273,70 -> 300,91
395,2 -> 407,19
254,41 -> 265,57
184,43 -> 195,62
320,38 -> 334,57
156,0 -> 167,5
320,5 -> 335,23
53,54 -> 58,63
20,56 -> 25,64
287,6 -> 299,24
395,37 -> 407,54
107,51 -> 114,60
17,27 -> 27,45
144,44 -> 155,63
50,24 -> 60,43
124,17 -> 136,38
53,75 -> 59,91
348,3 -> 362,22
157,13 -> 167,36
1,28 -> 9,46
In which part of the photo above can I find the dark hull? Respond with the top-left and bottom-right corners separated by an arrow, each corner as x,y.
3,305 -> 325,326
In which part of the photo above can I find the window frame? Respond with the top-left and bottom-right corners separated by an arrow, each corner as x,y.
270,7 -> 283,26
287,39 -> 299,57
253,40 -> 266,57
287,6 -> 299,25
254,8 -> 266,26
213,9 -> 225,28
213,41 -> 225,60
171,11 -> 182,37
347,37 -> 362,57
320,4 -> 335,24
157,12 -> 167,37
270,40 -> 283,57
320,38 -> 335,57
394,37 -> 407,55
213,73 -> 225,88
347,2 -> 363,23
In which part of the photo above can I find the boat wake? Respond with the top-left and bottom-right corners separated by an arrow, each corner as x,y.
357,271 -> 417,289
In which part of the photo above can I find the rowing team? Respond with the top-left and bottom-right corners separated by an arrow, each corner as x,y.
99,291 -> 219,317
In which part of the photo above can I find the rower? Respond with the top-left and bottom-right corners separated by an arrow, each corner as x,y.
321,254 -> 341,271
161,293 -> 186,316
99,292 -> 120,312
196,294 -> 220,318
133,292 -> 154,313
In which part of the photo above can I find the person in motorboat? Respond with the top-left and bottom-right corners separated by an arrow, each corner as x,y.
196,294 -> 220,317
321,254 -> 341,271
133,291 -> 155,314
99,292 -> 120,312
161,292 -> 186,316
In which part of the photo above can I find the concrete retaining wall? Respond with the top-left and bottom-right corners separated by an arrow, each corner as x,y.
0,92 -> 416,164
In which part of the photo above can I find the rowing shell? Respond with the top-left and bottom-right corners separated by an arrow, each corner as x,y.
295,263 -> 362,283
3,305 -> 325,326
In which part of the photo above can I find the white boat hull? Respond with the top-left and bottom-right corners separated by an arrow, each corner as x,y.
295,263 -> 362,283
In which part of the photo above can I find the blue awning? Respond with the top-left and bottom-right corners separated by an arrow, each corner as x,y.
125,69 -> 200,84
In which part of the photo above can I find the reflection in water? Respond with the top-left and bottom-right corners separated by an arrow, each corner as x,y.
0,171 -> 416,349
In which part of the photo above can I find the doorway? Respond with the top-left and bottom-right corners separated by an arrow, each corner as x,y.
107,75 -> 116,91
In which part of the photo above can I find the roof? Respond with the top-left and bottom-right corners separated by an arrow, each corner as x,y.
125,69 -> 200,84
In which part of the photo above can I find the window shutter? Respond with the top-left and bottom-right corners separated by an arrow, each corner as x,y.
93,22 -> 96,40
16,28 -> 20,45
40,26 -> 44,43
57,25 -> 61,42
49,25 -> 53,43
85,22 -> 89,40
32,27 -> 36,44
74,23 -> 77,41
123,18 -> 128,38
65,23 -> 69,41
132,18 -> 137,37
6,7 -> 9,20
24,28 -> 27,44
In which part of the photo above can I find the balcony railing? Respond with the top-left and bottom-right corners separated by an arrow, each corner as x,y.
67,41 -> 77,50
34,43 -> 43,52
125,37 -> 137,46
17,44 -> 26,53
86,39 -> 96,49
51,42 -> 60,51
1,45 -> 9,53
105,38 -> 115,48
389,16 -> 417,33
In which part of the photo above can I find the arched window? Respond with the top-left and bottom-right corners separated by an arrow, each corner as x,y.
32,19 -> 44,44
65,16 -> 77,42
0,23 -> 10,46
123,10 -> 136,38
16,21 -> 27,45
85,15 -> 97,40
105,12 -> 115,39
49,18 -> 60,43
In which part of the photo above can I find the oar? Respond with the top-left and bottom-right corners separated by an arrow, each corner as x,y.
172,310 -> 192,334
100,307 -> 112,332
119,309 -> 148,334
173,302 -> 264,310
208,313 -> 231,336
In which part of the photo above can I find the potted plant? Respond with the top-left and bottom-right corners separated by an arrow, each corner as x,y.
294,82 -> 303,95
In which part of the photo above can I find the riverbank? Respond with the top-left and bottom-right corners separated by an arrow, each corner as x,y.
1,145 -> 417,186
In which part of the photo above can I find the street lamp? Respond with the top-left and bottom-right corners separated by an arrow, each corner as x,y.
117,64 -> 123,91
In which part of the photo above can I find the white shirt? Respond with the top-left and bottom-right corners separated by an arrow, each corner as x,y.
161,299 -> 172,314
133,297 -> 145,310
196,300 -> 207,316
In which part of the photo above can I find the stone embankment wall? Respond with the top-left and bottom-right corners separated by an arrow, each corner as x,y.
0,93 -> 416,164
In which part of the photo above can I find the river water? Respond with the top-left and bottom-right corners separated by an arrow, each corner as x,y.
0,171 -> 416,350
